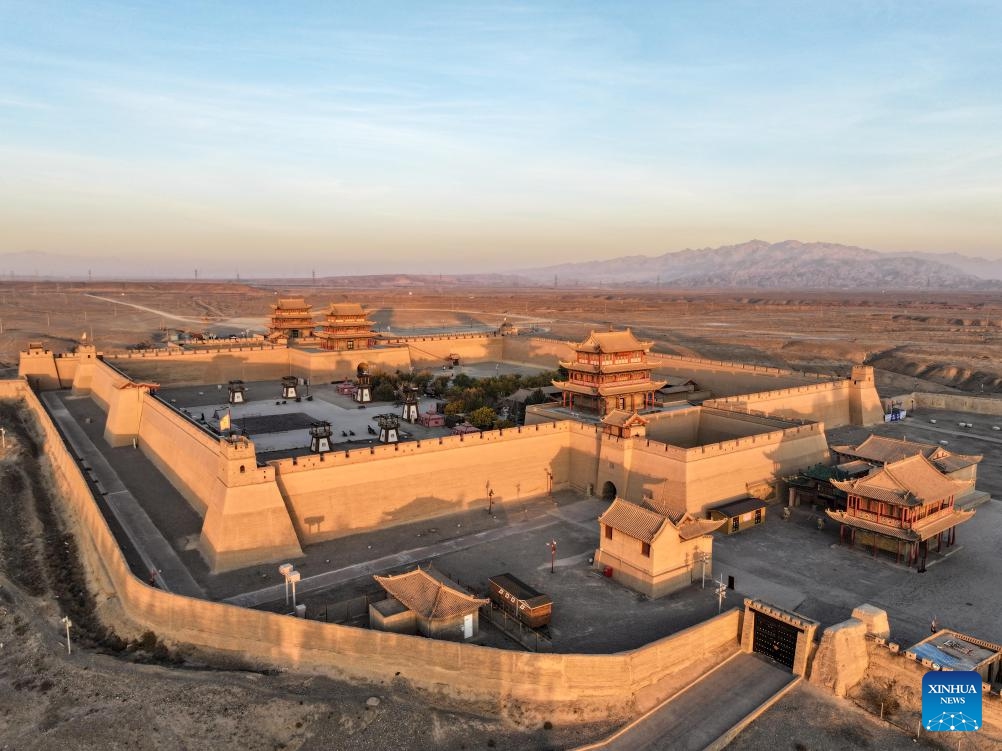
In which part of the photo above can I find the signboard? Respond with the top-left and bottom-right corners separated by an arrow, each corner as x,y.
922,670 -> 982,733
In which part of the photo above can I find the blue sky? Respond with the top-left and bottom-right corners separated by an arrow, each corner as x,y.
1,1 -> 1000,275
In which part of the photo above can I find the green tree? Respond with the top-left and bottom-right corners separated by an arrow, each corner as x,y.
468,406 -> 497,429
444,400 -> 466,415
372,382 -> 396,402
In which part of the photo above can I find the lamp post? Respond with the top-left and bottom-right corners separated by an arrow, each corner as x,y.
60,616 -> 72,655
694,551 -> 710,589
1,426 -> 6,449
714,575 -> 727,614
547,539 -> 557,574
278,563 -> 294,606
487,488 -> 494,514
288,570 -> 301,609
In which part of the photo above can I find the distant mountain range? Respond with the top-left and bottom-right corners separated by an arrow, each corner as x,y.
2,241 -> 1002,289
521,240 -> 1002,290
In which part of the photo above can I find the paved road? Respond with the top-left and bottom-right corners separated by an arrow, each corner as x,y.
41,392 -> 204,599
596,653 -> 794,751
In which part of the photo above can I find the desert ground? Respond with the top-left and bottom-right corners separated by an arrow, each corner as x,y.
3,281 -> 1001,750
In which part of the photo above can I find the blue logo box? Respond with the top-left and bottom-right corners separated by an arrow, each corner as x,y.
922,670 -> 982,732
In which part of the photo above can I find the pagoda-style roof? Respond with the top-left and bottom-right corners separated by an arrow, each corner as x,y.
833,434 -> 981,471
374,568 -> 487,620
574,329 -> 652,354
271,297 -> 311,311
326,303 -> 368,317
599,498 -> 724,543
826,508 -> 975,541
831,454 -> 971,506
931,453 -> 983,473
559,360 -> 653,374
601,410 -> 648,428
553,379 -> 668,397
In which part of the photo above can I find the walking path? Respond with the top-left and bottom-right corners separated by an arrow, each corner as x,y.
583,653 -> 795,751
40,392 -> 204,599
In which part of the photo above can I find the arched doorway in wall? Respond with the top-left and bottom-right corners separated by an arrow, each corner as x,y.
601,481 -> 617,501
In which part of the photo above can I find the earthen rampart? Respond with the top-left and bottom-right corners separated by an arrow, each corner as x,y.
137,393 -> 229,515
704,378 -> 880,427
2,374 -> 745,724
890,391 -> 1002,418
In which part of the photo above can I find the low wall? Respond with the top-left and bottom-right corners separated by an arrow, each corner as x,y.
5,373 -> 746,724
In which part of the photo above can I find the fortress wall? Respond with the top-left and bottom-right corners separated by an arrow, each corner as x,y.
398,334 -> 503,366
500,336 -> 574,367
6,377 -> 743,722
896,391 -> 1002,417
106,347 -> 293,385
270,423 -> 573,543
641,407 -> 702,447
18,348 -> 84,390
626,423 -> 829,512
53,354 -> 80,387
85,356 -> 132,411
678,427 -> 830,511
648,353 -> 826,397
287,346 -> 412,381
136,393 -> 222,516
697,409 -> 789,444
705,381 -> 856,427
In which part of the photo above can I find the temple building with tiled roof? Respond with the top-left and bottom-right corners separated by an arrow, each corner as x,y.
595,497 -> 724,598
315,302 -> 376,351
827,454 -> 976,570
831,434 -> 986,507
553,329 -> 667,416
370,567 -> 488,641
266,298 -> 315,342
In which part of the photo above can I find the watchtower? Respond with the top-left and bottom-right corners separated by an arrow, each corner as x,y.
309,421 -> 333,453
228,379 -> 246,404
376,414 -> 400,444
281,375 -> 298,399
400,384 -> 420,422
355,363 -> 372,403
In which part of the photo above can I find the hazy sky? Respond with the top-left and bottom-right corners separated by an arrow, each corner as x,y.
1,1 -> 1000,275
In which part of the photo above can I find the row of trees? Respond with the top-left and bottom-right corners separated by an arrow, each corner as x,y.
367,368 -> 562,429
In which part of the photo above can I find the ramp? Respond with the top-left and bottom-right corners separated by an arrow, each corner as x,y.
579,653 -> 796,751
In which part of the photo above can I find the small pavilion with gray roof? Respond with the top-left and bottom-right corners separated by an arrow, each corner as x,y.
370,567 -> 488,642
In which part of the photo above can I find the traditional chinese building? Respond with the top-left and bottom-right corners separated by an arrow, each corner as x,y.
370,567 -> 488,642
553,329 -> 667,416
267,298 -> 315,341
595,497 -> 724,598
831,434 -> 986,507
827,454 -> 976,569
315,303 -> 375,351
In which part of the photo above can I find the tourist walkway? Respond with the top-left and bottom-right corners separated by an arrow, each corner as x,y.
40,392 -> 204,599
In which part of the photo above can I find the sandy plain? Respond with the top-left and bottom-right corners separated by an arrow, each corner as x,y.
2,281 -> 1001,750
